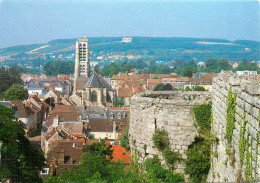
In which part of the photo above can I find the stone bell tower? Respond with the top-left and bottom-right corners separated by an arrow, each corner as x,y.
74,36 -> 90,88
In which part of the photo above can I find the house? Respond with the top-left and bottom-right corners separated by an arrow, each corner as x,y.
107,107 -> 130,119
86,118 -> 129,144
236,70 -> 257,77
228,61 -> 242,69
185,73 -> 218,91
44,89 -> 61,105
197,62 -> 205,68
27,82 -> 49,95
147,79 -> 162,90
162,77 -> 189,89
40,140 -> 85,178
75,105 -> 107,119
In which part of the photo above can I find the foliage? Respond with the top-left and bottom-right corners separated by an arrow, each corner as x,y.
192,101 -> 212,134
205,58 -> 218,73
2,84 -> 28,100
186,101 -> 212,182
185,137 -> 211,183
218,58 -> 232,72
238,106 -> 248,166
120,128 -> 130,150
193,85 -> 206,91
143,156 -> 184,182
152,128 -> 170,151
225,86 -> 237,147
0,105 -> 45,182
43,60 -> 74,76
154,83 -> 173,91
0,66 -> 23,95
114,96 -> 124,107
182,65 -> 197,78
152,128 -> 181,170
87,134 -> 95,139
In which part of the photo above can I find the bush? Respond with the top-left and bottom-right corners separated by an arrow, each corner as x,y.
193,85 -> 206,91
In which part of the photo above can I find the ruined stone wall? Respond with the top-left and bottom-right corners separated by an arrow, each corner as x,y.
207,72 -> 260,182
129,91 -> 211,176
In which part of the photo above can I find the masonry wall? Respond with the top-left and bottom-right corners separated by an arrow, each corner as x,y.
129,91 -> 211,177
207,72 -> 260,182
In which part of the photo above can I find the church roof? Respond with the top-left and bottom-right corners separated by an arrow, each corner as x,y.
85,72 -> 113,91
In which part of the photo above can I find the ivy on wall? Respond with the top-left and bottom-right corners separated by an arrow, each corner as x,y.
152,128 -> 182,170
225,86 -> 237,148
185,101 -> 213,182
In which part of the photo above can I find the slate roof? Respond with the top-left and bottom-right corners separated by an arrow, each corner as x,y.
75,78 -> 89,90
87,119 -> 113,132
28,82 -> 45,89
85,72 -> 113,91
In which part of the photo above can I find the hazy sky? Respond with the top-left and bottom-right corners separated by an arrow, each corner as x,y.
0,0 -> 259,48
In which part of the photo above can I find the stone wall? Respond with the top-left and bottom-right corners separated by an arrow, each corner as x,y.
129,91 -> 211,176
207,72 -> 260,182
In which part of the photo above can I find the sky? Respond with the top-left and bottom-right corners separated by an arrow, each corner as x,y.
0,0 -> 259,48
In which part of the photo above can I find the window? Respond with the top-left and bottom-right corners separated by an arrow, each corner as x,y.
40,168 -> 49,175
200,81 -> 204,85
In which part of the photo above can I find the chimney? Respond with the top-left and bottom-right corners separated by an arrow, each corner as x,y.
53,115 -> 59,127
113,121 -> 116,140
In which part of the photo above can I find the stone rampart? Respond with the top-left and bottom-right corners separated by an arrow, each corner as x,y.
207,72 -> 260,182
129,91 -> 211,176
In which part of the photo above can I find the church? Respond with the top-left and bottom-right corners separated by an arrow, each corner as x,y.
72,37 -> 115,106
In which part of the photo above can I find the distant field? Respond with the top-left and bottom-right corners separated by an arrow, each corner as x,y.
26,45 -> 50,54
196,41 -> 236,45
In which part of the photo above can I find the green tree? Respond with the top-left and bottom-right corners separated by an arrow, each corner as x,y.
43,60 -> 74,76
0,105 -> 45,182
193,85 -> 206,91
3,84 -> 28,100
182,66 -> 197,78
94,64 -> 100,73
218,58 -> 232,72
120,129 -> 130,150
205,58 -> 218,73
0,67 -> 23,95
154,84 -> 173,91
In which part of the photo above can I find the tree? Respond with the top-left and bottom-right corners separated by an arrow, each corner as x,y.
0,66 -> 23,95
94,64 -> 100,73
193,85 -> 206,91
154,84 -> 173,91
0,105 -> 45,182
43,60 -> 74,76
120,129 -> 130,150
218,58 -> 232,72
3,84 -> 28,100
182,66 -> 197,78
186,59 -> 196,67
205,58 -> 218,73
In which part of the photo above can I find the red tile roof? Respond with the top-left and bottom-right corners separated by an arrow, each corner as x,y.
118,87 -> 133,98
111,145 -> 131,164
147,79 -> 162,84
107,107 -> 130,111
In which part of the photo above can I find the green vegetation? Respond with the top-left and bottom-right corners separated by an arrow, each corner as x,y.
152,128 -> 182,170
185,137 -> 211,182
120,128 -> 130,150
2,84 -> 28,100
192,102 -> 212,134
154,84 -> 173,91
225,86 -> 237,148
185,101 -> 213,182
0,66 -> 23,96
193,85 -> 206,91
43,60 -> 74,76
0,105 -> 45,182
